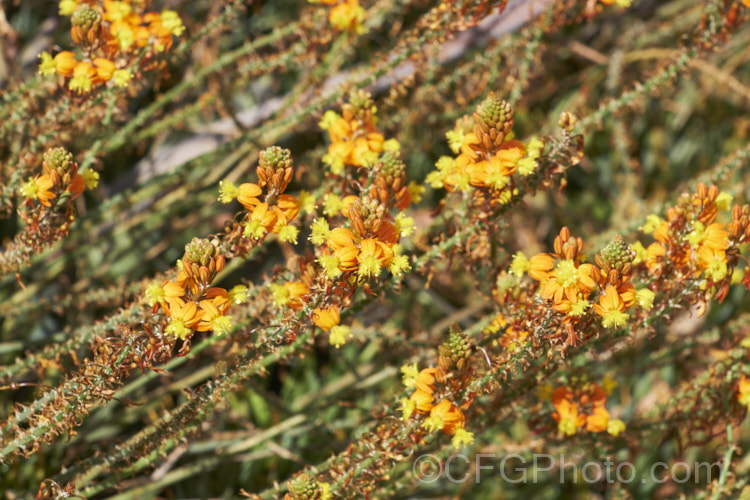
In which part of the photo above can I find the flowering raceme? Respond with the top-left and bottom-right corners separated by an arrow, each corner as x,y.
38,1 -> 184,94
219,147 -> 302,245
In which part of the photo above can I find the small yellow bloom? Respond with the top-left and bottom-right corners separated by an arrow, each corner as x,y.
228,285 -> 249,304
298,190 -> 317,214
309,218 -> 331,245
394,212 -> 415,237
640,214 -> 664,234
607,419 -> 626,436
145,281 -> 165,306
278,224 -> 299,244
160,10 -> 185,36
451,428 -> 474,449
401,363 -> 419,389
322,194 -> 343,217
400,397 -> 416,420
312,306 -> 340,331
69,62 -> 96,94
59,0 -> 77,16
631,241 -> 647,265
329,325 -> 352,348
318,110 -> 340,130
82,169 -> 99,190
38,52 -> 56,76
270,283 -> 290,306
446,129 -> 464,154
509,252 -> 529,278
407,181 -> 425,204
218,180 -> 239,203
113,69 -> 133,88
635,288 -> 655,310
716,192 -> 733,211
383,138 -> 400,151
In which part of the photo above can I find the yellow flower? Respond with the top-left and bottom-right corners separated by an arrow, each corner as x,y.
197,300 -> 233,335
329,325 -> 352,348
401,363 -> 419,388
509,252 -> 529,278
400,397 -> 416,420
407,181 -> 425,204
322,194 -> 343,217
82,169 -> 99,190
568,299 -> 589,317
278,224 -> 299,244
317,254 -> 342,279
607,419 -> 626,436
716,192 -> 733,211
388,253 -> 410,276
38,52 -> 56,76
160,10 -> 185,36
594,285 -> 630,328
631,241 -> 647,265
329,0 -> 366,33
228,285 -> 249,304
164,300 -> 199,340
298,190 -> 317,214
640,214 -> 664,234
423,400 -> 465,434
309,218 -> 330,245
739,375 -> 750,409
319,110 -> 340,130
69,61 -> 96,94
451,428 -> 474,449
394,212 -> 415,237
145,281 -> 165,306
635,288 -> 655,310
383,138 -> 400,151
113,69 -> 133,88
446,129 -> 464,154
59,0 -> 77,16
270,283 -> 290,306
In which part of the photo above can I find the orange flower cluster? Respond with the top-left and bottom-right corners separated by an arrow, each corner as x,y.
309,0 -> 366,33
510,228 -> 656,346
219,147 -> 302,246
20,147 -> 85,209
320,90 -> 386,173
311,195 -> 412,282
549,379 -> 624,437
146,238 -> 246,341
636,184 -> 744,302
427,93 -> 544,207
401,365 -> 473,446
38,1 -> 185,93
399,326 -> 477,449
483,313 -> 530,352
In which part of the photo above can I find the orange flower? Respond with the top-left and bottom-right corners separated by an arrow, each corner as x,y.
528,253 -> 555,282
410,389 -> 435,414
164,300 -> 200,340
424,399 -> 465,434
53,51 -> 78,76
23,174 -> 56,207
585,406 -> 610,433
552,399 -> 586,436
286,281 -> 310,310
93,58 -> 116,83
237,183 -> 262,210
593,285 -> 629,328
415,368 -> 441,394
312,306 -> 340,331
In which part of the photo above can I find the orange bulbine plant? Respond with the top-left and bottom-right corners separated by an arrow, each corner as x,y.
2,1 -> 750,499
